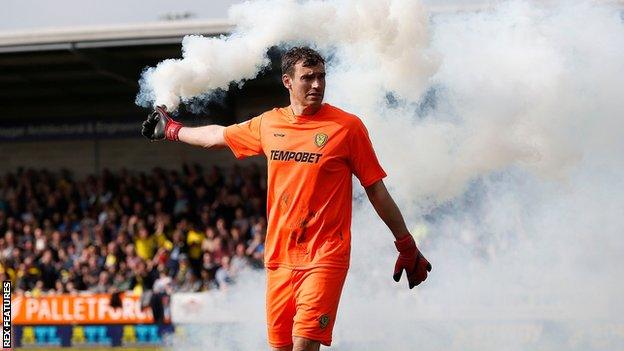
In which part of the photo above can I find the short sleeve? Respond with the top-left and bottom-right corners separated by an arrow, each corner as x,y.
223,115 -> 263,159
349,118 -> 387,187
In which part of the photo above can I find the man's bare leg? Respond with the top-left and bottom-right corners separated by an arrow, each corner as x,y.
271,336 -> 320,351
271,345 -> 293,351
293,336 -> 321,351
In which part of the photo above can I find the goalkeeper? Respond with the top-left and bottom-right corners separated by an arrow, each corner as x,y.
141,47 -> 431,351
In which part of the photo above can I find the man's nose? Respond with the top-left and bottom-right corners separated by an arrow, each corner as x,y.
312,79 -> 321,89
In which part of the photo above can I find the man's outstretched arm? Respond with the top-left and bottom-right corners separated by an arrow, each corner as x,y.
141,106 -> 227,149
365,180 -> 432,289
178,125 -> 226,149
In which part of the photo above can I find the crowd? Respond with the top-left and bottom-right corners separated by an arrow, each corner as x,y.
0,163 -> 268,301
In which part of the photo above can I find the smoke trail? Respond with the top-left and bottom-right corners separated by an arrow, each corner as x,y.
136,0 -> 435,110
163,0 -> 624,350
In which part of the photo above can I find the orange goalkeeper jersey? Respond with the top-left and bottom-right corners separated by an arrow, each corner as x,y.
223,103 -> 386,269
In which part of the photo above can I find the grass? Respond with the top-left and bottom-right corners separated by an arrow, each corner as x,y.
16,348 -> 166,351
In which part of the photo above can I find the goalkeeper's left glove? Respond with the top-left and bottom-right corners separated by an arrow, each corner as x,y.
393,235 -> 432,289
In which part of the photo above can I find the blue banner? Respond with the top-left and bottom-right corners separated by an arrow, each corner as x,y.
13,324 -> 174,347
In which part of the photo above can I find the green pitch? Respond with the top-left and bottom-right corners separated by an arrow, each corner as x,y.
16,348 -> 166,351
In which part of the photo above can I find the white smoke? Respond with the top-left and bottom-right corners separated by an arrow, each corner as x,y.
160,0 -> 624,350
136,0 -> 436,111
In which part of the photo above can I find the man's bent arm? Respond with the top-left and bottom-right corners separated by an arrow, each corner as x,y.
364,180 -> 410,240
178,125 -> 227,149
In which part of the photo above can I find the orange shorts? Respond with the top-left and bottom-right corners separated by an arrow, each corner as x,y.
266,266 -> 348,348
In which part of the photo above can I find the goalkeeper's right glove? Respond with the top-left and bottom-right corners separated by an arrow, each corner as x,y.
141,105 -> 183,141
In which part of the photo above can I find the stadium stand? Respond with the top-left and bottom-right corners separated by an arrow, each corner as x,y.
0,164 -> 267,321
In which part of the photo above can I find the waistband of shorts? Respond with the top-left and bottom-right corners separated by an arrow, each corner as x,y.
265,262 -> 349,271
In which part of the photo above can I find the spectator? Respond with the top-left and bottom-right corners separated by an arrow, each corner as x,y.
90,271 -> 111,293
215,256 -> 234,290
179,271 -> 201,292
185,223 -> 204,275
199,269 -> 214,291
232,207 -> 250,236
38,250 -> 58,290
167,229 -> 186,275
153,266 -> 173,295
2,231 -> 15,259
135,226 -> 155,261
151,266 -> 173,323
231,243 -> 250,275
129,260 -> 155,295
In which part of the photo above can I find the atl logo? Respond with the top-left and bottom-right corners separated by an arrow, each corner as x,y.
20,326 -> 61,345
72,326 -> 112,344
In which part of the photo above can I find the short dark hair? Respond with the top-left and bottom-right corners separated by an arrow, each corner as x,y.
281,46 -> 325,76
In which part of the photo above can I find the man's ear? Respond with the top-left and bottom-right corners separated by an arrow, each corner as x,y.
282,74 -> 292,90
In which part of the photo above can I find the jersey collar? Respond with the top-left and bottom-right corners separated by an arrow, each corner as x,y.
281,103 -> 328,123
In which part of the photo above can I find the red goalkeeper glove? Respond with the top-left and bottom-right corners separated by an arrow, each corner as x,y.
393,235 -> 432,289
141,105 -> 183,141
